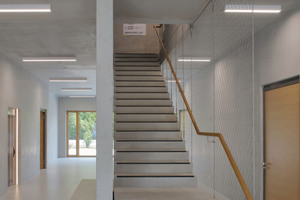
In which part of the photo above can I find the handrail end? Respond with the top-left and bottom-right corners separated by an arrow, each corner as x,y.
153,24 -> 163,29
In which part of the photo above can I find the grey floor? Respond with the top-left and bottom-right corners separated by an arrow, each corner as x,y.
0,158 -> 96,200
115,187 -> 215,200
0,158 -> 215,200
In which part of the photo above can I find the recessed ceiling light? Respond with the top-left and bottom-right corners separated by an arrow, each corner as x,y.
49,78 -> 87,83
0,4 -> 51,13
22,57 -> 77,62
61,88 -> 92,92
69,96 -> 95,98
225,5 -> 281,13
178,57 -> 211,62
167,79 -> 182,83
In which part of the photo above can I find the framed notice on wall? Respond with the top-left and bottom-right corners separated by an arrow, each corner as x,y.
123,24 -> 146,36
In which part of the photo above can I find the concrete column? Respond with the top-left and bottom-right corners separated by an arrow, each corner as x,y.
96,0 -> 114,199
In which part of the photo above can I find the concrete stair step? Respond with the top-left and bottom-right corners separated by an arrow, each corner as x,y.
115,53 -> 158,58
114,152 -> 189,162
115,122 -> 179,131
115,100 -> 172,107
115,67 -> 161,71
115,163 -> 193,174
115,81 -> 166,87
114,62 -> 160,66
115,114 -> 176,122
115,87 -> 167,93
115,93 -> 169,100
114,57 -> 158,62
114,176 -> 196,187
114,131 -> 182,140
115,76 -> 164,81
115,71 -> 163,76
115,141 -> 184,151
115,107 -> 174,114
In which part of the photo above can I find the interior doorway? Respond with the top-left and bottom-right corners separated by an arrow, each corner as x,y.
8,108 -> 19,186
264,77 -> 300,200
67,111 -> 96,157
40,110 -> 47,169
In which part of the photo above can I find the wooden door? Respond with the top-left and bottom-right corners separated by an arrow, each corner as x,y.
8,108 -> 16,186
264,83 -> 300,200
40,111 -> 46,169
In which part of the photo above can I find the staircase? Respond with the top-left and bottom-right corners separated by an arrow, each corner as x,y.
114,53 -> 196,187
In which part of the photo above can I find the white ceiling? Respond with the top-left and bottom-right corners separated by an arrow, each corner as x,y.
0,0 -> 298,97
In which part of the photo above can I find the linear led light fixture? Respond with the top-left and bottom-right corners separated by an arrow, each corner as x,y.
178,57 -> 211,62
23,57 -> 77,62
49,78 -> 87,83
61,88 -> 92,92
225,5 -> 281,13
167,79 -> 182,83
69,96 -> 95,98
0,4 -> 51,13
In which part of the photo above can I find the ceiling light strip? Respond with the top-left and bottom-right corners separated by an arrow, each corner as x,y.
0,4 -> 51,13
23,57 -> 77,62
61,88 -> 92,92
225,5 -> 281,13
49,78 -> 87,83
69,96 -> 95,98
178,57 -> 211,62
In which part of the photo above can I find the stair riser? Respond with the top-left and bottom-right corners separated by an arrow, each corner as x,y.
115,93 -> 169,100
115,71 -> 162,76
115,87 -> 167,93
115,142 -> 184,150
114,177 -> 197,187
115,152 -> 188,161
115,67 -> 161,71
115,164 -> 192,174
115,82 -> 166,87
114,131 -> 182,140
115,54 -> 158,58
114,57 -> 158,62
115,76 -> 164,81
115,107 -> 174,114
115,62 -> 160,66
115,114 -> 176,122
115,123 -> 179,131
115,100 -> 172,107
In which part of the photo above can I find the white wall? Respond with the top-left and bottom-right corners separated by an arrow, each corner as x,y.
161,5 -> 300,200
57,97 -> 96,157
253,7 -> 300,200
0,55 -> 58,196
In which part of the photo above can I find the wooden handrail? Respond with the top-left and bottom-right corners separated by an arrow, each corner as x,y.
154,26 -> 253,200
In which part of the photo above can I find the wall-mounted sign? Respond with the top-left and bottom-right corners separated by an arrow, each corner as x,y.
123,24 -> 146,36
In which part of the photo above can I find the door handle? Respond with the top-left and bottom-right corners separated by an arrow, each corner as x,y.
13,147 -> 16,157
263,162 -> 271,169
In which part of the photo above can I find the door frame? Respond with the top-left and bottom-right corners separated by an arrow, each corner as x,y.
8,108 -> 21,186
66,111 -> 96,157
262,75 -> 300,200
40,110 -> 47,169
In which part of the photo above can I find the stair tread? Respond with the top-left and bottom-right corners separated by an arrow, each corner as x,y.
116,174 -> 194,177
116,161 -> 190,164
115,139 -> 182,141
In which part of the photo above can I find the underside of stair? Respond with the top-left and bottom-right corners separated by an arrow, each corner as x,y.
114,53 -> 196,187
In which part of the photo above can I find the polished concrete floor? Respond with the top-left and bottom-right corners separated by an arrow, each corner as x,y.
0,158 -> 216,200
115,187 -> 215,200
0,158 -> 96,200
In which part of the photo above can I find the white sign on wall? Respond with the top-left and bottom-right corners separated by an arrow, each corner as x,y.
123,24 -> 146,36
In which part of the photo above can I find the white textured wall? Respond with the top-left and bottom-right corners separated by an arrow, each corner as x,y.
253,7 -> 300,200
0,55 -> 58,196
163,5 -> 300,200
57,97 -> 96,158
